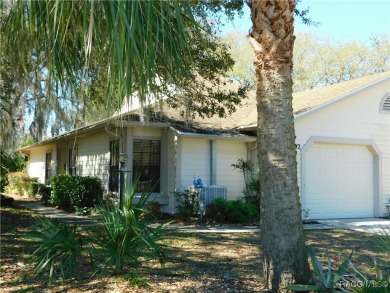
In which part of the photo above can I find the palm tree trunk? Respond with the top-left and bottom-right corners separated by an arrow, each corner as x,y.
249,0 -> 311,290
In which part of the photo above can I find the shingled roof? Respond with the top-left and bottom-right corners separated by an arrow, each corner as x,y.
18,72 -> 390,151
237,71 -> 390,128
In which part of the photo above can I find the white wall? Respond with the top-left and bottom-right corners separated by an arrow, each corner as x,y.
295,79 -> 390,215
216,140 -> 248,199
27,143 -> 57,184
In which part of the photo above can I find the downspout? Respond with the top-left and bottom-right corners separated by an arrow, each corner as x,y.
210,140 -> 216,185
105,126 -> 123,146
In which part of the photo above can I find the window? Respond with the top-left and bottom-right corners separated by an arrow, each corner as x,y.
68,146 -> 77,175
109,140 -> 120,192
380,94 -> 390,113
45,152 -> 52,185
133,139 -> 160,192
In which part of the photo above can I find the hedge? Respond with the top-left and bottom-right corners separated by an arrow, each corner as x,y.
50,174 -> 103,213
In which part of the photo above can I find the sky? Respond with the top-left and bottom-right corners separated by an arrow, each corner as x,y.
222,0 -> 390,43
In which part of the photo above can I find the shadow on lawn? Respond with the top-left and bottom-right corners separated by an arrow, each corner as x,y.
153,232 -> 263,283
3,205 -> 388,292
0,205 -> 264,292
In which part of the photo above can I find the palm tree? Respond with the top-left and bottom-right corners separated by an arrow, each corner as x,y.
3,0 -> 197,107
3,0 -> 311,290
248,0 -> 311,290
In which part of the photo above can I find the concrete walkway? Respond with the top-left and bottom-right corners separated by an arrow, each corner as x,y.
319,218 -> 390,235
16,201 -> 98,226
13,200 -> 390,234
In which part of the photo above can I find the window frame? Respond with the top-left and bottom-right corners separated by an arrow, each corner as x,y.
133,139 -> 161,193
109,139 -> 120,192
45,151 -> 53,185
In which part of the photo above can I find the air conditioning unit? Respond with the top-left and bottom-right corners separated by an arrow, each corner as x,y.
188,185 -> 227,214
202,185 -> 227,206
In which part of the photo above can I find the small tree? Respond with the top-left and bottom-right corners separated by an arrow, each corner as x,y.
231,158 -> 260,209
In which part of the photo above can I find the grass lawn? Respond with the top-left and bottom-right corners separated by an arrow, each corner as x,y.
1,205 -> 389,292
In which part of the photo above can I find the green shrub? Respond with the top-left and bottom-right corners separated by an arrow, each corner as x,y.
92,178 -> 165,273
6,171 -> 31,195
70,176 -> 103,213
206,198 -> 259,224
50,174 -> 74,210
0,149 -> 25,192
27,178 -> 41,197
231,158 -> 261,211
174,189 -> 199,221
50,174 -> 103,213
28,216 -> 82,285
27,178 -> 166,284
39,185 -> 52,205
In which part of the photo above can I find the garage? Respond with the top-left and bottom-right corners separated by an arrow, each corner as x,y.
304,143 -> 374,219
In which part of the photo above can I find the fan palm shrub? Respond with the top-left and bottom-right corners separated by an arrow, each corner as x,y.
91,177 -> 166,273
27,176 -> 166,283
28,217 -> 82,285
287,248 -> 351,292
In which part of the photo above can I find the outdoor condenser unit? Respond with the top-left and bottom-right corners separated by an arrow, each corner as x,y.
202,185 -> 227,206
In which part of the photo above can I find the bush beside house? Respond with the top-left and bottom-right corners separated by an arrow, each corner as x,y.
0,149 -> 25,192
5,171 -> 38,196
50,174 -> 103,213
205,198 -> 259,224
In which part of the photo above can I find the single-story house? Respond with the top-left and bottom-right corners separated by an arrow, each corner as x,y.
19,71 -> 390,218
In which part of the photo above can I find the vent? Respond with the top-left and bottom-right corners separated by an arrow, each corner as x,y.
380,95 -> 390,112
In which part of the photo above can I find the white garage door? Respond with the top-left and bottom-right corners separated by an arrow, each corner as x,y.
305,143 -> 374,219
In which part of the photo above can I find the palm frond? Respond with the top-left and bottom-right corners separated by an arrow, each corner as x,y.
4,0 -> 199,109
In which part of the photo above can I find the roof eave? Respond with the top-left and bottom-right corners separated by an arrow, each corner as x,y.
170,126 -> 256,141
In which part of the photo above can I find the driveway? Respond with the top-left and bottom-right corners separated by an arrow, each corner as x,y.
318,218 -> 390,234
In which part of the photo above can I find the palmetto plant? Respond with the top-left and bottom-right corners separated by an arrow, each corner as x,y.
92,178 -> 166,273
349,258 -> 390,293
287,248 -> 351,292
375,225 -> 390,255
27,175 -> 166,283
28,217 -> 82,285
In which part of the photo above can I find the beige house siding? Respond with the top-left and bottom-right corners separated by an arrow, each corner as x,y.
77,132 -> 112,190
180,138 -> 210,188
179,137 -> 248,201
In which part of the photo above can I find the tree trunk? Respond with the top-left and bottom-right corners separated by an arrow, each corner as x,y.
248,0 -> 311,290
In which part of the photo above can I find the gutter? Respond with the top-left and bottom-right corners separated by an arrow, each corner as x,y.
169,126 -> 256,142
104,125 -> 123,141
